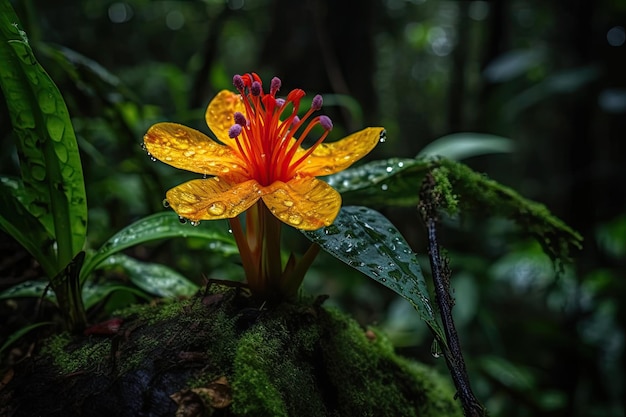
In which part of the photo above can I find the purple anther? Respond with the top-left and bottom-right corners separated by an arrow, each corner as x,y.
228,124 -> 242,138
233,74 -> 244,91
291,116 -> 300,127
319,115 -> 333,130
251,81 -> 262,96
270,77 -> 281,94
311,94 -> 323,110
275,98 -> 285,107
234,111 -> 247,126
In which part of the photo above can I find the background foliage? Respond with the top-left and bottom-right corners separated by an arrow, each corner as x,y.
1,1 -> 624,416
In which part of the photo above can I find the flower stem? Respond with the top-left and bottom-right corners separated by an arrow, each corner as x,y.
233,201 -> 285,299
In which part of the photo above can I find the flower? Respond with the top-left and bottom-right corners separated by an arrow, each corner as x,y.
144,73 -> 384,231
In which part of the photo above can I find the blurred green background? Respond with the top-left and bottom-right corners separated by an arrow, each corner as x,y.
1,0 -> 624,416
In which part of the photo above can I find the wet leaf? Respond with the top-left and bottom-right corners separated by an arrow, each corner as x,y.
0,177 -> 57,276
80,212 -> 237,282
0,3 -> 87,274
303,206 -> 443,339
0,280 -> 55,303
82,281 -> 151,310
326,157 -> 430,207
0,322 -> 54,356
101,254 -> 198,298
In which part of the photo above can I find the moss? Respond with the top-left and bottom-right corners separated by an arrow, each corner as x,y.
230,303 -> 461,417
437,158 -> 583,265
11,288 -> 462,417
41,333 -> 110,375
318,308 -> 462,417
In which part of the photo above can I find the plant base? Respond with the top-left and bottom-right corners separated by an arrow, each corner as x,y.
2,286 -> 462,417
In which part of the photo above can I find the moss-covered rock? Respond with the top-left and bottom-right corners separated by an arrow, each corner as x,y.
3,287 -> 462,417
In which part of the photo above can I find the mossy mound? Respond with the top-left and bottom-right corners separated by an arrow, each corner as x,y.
3,286 -> 462,417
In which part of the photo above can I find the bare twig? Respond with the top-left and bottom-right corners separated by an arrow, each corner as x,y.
418,172 -> 486,417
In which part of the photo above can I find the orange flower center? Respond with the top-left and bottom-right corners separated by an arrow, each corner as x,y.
228,73 -> 333,187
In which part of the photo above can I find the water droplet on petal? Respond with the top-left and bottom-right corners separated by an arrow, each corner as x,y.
162,199 -> 170,208
179,216 -> 187,224
287,214 -> 303,225
283,200 -> 294,207
207,202 -> 226,216
150,156 -> 157,162
190,220 -> 200,227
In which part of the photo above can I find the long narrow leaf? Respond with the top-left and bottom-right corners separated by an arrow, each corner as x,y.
0,322 -> 54,356
0,2 -> 87,273
303,206 -> 444,340
0,177 -> 57,276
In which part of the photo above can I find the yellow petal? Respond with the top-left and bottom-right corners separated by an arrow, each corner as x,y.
296,127 -> 385,177
205,90 -> 245,148
166,178 -> 261,222
262,177 -> 341,230
145,123 -> 248,181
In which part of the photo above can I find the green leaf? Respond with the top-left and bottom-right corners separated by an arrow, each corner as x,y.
82,281 -> 151,310
303,206 -> 443,339
0,177 -> 57,276
0,279 -> 55,304
101,254 -> 198,298
81,212 -> 236,281
328,157 -> 582,264
0,2 -> 87,273
327,157 -> 430,207
416,133 -> 514,160
0,321 -> 54,356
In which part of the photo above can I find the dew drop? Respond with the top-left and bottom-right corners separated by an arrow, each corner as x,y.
386,166 -> 393,173
38,90 -> 56,114
150,156 -> 157,162
46,116 -> 65,142
183,150 -> 196,157
207,202 -> 226,216
179,216 -> 187,224
381,184 -> 388,191
190,220 -> 200,227
379,130 -> 387,143
431,339 -> 443,359
324,224 -> 340,235
173,128 -> 188,138
283,200 -> 294,207
288,214 -> 303,225
16,111 -> 35,129
162,199 -> 170,208
31,165 -> 46,181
